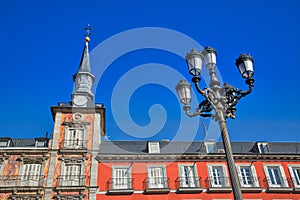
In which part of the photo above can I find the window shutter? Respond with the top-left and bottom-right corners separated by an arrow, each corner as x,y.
293,168 -> 300,186
22,164 -> 41,186
180,165 -> 196,187
207,165 -> 213,187
250,165 -> 259,187
113,167 -> 129,189
279,165 -> 288,187
236,166 -> 243,187
149,167 -> 164,188
221,165 -> 228,187
263,165 -> 271,185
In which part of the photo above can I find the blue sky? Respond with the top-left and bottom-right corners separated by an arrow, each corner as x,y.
0,0 -> 300,142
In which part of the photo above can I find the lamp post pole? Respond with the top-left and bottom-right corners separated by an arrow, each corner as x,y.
219,115 -> 243,200
176,47 -> 255,200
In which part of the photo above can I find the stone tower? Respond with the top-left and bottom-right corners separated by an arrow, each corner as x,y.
45,32 -> 105,200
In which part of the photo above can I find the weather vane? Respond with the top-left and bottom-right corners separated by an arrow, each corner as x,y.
84,24 -> 92,43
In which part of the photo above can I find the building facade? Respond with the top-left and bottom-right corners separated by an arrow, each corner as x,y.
44,36 -> 105,200
97,141 -> 300,200
1,35 -> 300,200
0,137 -> 49,199
0,36 -> 106,200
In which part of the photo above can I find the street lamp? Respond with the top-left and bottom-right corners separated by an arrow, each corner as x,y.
176,47 -> 254,200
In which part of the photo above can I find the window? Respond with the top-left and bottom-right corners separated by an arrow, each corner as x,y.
178,164 -> 198,187
264,164 -> 288,188
65,128 -> 85,149
288,165 -> 300,188
237,164 -> 259,187
112,166 -> 131,189
0,141 -> 8,147
257,142 -> 269,153
63,164 -> 82,186
204,141 -> 217,153
207,164 -> 229,187
148,166 -> 166,188
36,141 -> 46,147
148,142 -> 160,153
21,164 -> 42,186
0,138 -> 11,147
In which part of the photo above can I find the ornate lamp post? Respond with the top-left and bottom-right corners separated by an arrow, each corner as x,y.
176,47 -> 255,200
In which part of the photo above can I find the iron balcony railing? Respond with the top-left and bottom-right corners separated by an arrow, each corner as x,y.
56,175 -> 85,187
263,177 -> 293,189
238,176 -> 262,188
60,140 -> 87,149
290,177 -> 300,188
0,175 -> 44,187
143,177 -> 169,189
175,176 -> 202,189
205,176 -> 231,188
107,178 -> 134,190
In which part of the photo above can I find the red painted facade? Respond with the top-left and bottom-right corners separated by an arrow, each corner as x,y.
97,159 -> 300,199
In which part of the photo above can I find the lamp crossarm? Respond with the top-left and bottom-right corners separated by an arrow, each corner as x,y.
183,104 -> 214,118
222,79 -> 254,119
193,78 -> 207,96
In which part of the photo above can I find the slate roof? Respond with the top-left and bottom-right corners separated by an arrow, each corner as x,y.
98,140 -> 300,155
10,138 -> 36,147
0,137 -> 48,148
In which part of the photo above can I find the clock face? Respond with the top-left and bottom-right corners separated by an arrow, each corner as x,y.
73,95 -> 88,106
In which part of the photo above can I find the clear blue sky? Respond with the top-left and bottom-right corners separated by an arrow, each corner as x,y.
0,0 -> 300,142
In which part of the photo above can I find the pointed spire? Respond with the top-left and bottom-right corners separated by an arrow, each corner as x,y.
77,41 -> 91,73
72,25 -> 95,107
77,24 -> 92,73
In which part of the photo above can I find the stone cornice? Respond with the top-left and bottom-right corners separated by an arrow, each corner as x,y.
96,153 -> 300,162
0,149 -> 48,154
59,155 -> 88,163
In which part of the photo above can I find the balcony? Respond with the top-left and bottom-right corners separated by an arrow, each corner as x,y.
143,177 -> 170,194
205,176 -> 232,193
106,178 -> 134,195
239,177 -> 263,193
175,176 -> 203,193
56,175 -> 85,190
0,175 -> 44,191
60,140 -> 87,153
290,177 -> 300,193
264,177 -> 293,193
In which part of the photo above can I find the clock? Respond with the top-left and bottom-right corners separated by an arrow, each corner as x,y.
73,95 -> 88,106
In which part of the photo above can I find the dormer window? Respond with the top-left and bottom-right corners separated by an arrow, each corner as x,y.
204,141 -> 217,153
257,142 -> 269,154
0,137 -> 12,148
0,141 -> 8,147
148,142 -> 160,154
35,137 -> 48,147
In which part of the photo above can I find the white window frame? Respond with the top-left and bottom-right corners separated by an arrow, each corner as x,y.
257,142 -> 269,154
0,140 -> 9,147
63,163 -> 82,186
288,164 -> 300,188
204,141 -> 217,153
207,164 -> 230,187
148,142 -> 160,153
178,163 -> 199,188
64,127 -> 85,148
236,164 -> 259,187
263,164 -> 288,188
20,163 -> 42,186
112,165 -> 131,189
147,165 -> 167,188
35,140 -> 47,147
